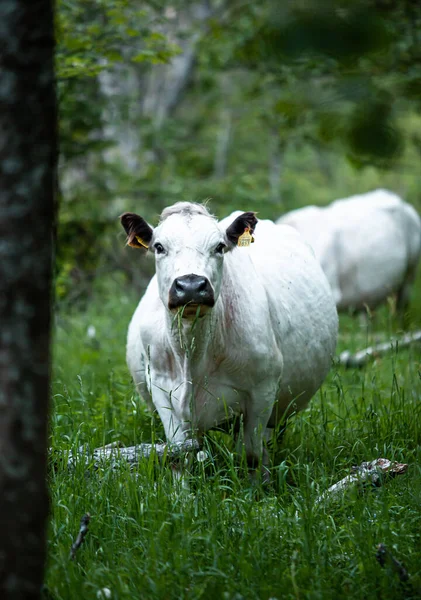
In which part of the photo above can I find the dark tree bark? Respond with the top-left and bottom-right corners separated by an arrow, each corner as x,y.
0,1 -> 57,598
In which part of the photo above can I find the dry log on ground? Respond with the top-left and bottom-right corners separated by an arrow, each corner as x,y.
67,439 -> 200,471
316,458 -> 408,505
338,330 -> 421,368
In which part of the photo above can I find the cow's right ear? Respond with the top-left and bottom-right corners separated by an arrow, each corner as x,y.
120,212 -> 154,249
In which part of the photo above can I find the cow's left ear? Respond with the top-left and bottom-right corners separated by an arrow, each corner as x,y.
120,212 -> 154,249
225,212 -> 258,248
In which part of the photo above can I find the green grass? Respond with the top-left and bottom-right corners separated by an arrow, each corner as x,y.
47,279 -> 421,600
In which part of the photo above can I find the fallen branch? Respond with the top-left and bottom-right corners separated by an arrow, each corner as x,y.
69,513 -> 90,560
375,543 -> 417,597
376,543 -> 409,583
67,439 -> 200,470
316,458 -> 408,505
338,330 -> 421,368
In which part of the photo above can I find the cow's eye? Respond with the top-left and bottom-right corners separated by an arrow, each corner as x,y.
154,242 -> 165,255
215,242 -> 226,254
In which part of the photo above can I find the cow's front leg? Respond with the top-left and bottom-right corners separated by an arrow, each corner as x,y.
243,389 -> 276,484
150,378 -> 192,442
151,381 -> 196,484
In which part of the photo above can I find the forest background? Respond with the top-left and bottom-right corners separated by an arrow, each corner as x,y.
56,0 -> 421,309
45,2 -> 421,597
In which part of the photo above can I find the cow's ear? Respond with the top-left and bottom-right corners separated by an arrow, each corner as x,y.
120,212 -> 153,249
225,212 -> 258,247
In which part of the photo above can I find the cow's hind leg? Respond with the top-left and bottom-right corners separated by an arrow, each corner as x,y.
396,281 -> 412,323
396,265 -> 417,328
243,413 -> 273,485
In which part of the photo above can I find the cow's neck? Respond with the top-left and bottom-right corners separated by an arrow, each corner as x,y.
165,306 -> 220,363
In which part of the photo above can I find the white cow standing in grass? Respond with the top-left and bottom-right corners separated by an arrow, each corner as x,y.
277,189 -> 421,314
121,202 -> 338,478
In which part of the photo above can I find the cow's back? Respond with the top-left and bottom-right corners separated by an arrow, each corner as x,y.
231,218 -> 338,416
277,190 -> 421,310
327,192 -> 421,308
329,208 -> 407,309
401,201 -> 421,270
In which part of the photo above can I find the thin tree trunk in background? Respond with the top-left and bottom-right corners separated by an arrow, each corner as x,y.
268,128 -> 285,207
142,1 -> 212,130
313,142 -> 334,183
0,1 -> 57,598
213,109 -> 232,179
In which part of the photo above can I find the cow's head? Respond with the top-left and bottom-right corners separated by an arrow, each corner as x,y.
120,203 -> 257,319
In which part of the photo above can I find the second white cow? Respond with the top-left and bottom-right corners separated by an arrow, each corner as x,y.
277,189 -> 421,313
121,202 -> 338,477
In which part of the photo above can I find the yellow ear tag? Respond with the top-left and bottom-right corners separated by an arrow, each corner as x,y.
237,227 -> 254,247
135,236 -> 149,249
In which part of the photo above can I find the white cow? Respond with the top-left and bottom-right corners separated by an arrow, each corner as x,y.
121,202 -> 338,476
277,189 -> 421,313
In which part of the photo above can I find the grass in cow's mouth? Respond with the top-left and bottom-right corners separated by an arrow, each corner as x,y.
176,304 -> 209,319
47,288 -> 421,600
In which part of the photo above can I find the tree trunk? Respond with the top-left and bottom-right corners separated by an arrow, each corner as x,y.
0,1 -> 57,598
213,108 -> 232,179
142,2 -> 212,130
268,128 -> 285,206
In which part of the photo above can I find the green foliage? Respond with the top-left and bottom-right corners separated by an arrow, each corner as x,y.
345,93 -> 404,167
257,2 -> 392,64
49,5 -> 421,595
58,76 -> 108,160
54,0 -> 421,301
50,5 -> 421,596
202,0 -> 421,167
56,0 -> 179,80
56,0 -> 180,162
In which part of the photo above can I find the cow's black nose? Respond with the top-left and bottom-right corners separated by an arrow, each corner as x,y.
169,274 -> 215,311
175,276 -> 207,294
